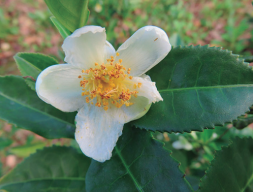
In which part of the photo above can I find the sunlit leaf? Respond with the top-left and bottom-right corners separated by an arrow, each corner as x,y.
50,16 -> 71,39
45,0 -> 90,32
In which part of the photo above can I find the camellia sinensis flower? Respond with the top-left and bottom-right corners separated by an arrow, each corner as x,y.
36,25 -> 171,162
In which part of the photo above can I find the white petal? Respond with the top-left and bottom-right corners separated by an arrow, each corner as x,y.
120,96 -> 152,122
117,75 -> 162,122
75,105 -> 125,162
62,25 -> 106,69
116,26 -> 171,76
36,64 -> 85,112
104,41 -> 115,62
74,74 -> 162,162
132,75 -> 163,103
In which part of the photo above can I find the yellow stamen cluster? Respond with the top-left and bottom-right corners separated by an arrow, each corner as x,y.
78,53 -> 142,110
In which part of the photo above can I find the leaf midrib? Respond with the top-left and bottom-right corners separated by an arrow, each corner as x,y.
115,147 -> 144,192
0,92 -> 75,128
159,84 -> 252,93
241,174 -> 253,192
15,55 -> 42,73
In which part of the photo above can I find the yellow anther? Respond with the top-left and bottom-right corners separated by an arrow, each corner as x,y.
101,65 -> 106,70
79,58 -> 140,110
103,101 -> 109,106
116,52 -> 120,56
138,82 -> 142,88
119,59 -> 122,63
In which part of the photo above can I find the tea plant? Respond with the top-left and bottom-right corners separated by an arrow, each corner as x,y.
0,0 -> 252,192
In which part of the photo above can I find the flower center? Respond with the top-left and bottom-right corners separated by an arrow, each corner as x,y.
78,53 -> 142,111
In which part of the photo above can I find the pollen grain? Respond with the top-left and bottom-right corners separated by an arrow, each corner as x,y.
78,53 -> 142,110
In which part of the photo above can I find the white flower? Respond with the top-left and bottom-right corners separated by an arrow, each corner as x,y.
36,25 -> 171,162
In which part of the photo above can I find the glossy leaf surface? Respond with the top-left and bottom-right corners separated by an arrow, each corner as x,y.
45,0 -> 90,32
50,16 -> 71,39
132,45 -> 253,133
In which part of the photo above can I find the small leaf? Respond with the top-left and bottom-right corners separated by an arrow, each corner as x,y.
0,75 -> 76,139
50,16 -> 71,39
199,137 -> 253,192
45,0 -> 90,32
14,52 -> 58,90
0,146 -> 91,191
132,45 -> 253,133
85,125 -> 193,192
9,143 -> 46,157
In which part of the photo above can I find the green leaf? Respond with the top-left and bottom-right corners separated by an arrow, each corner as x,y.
233,114 -> 253,129
132,45 -> 253,133
0,75 -> 76,139
199,137 -> 253,192
50,16 -> 71,39
243,56 -> 253,63
45,0 -> 90,32
9,143 -> 46,157
85,125 -> 193,192
14,52 -> 58,90
0,146 -> 91,192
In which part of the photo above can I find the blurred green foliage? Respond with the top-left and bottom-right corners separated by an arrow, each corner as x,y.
154,120 -> 253,183
87,0 -> 252,55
